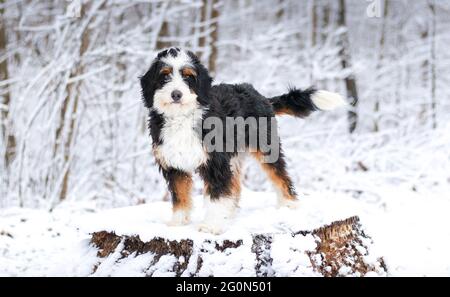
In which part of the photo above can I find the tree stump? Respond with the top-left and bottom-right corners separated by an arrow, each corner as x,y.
89,216 -> 387,277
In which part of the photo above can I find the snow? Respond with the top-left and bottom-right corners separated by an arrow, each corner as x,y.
196,241 -> 255,277
271,233 -> 318,277
1,187 -> 450,276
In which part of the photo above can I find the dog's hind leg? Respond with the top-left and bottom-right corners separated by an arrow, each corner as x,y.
163,168 -> 193,226
252,151 -> 300,209
229,154 -> 244,200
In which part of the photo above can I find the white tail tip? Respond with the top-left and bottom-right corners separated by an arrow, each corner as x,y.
311,90 -> 347,111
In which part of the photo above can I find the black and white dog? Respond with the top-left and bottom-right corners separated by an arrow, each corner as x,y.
140,48 -> 346,234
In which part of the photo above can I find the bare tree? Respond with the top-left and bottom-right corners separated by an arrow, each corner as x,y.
373,0 -> 389,132
276,0 -> 285,21
311,0 -> 318,48
0,0 -> 16,168
337,0 -> 359,134
209,0 -> 219,74
199,0 -> 220,74
420,24 -> 429,89
54,2 -> 96,201
321,0 -> 330,43
157,21 -> 170,50
428,0 -> 437,129
321,0 -> 331,89
309,0 -> 318,83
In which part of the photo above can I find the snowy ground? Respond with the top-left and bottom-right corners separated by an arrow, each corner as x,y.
1,187 -> 450,276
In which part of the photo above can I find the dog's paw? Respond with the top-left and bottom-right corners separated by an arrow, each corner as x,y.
197,222 -> 224,235
168,210 -> 191,226
197,198 -> 236,234
277,198 -> 300,210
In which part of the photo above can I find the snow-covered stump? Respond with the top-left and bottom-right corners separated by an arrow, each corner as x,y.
89,216 -> 387,277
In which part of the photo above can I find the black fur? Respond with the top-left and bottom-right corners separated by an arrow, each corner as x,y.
148,109 -> 164,146
198,152 -> 233,199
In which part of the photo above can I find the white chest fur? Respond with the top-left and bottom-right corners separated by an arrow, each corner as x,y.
157,111 -> 207,172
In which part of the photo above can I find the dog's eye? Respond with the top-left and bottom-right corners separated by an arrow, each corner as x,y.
160,67 -> 172,76
182,68 -> 197,78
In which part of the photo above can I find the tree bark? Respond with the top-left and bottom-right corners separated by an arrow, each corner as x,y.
337,0 -> 359,134
55,3 -> 93,201
209,0 -> 219,74
0,0 -> 16,168
373,0 -> 389,132
276,0 -> 284,21
309,0 -> 318,84
156,21 -> 170,50
90,216 -> 387,277
321,1 -> 330,43
311,0 -> 318,48
155,1 -> 172,50
199,0 -> 219,75
428,0 -> 437,129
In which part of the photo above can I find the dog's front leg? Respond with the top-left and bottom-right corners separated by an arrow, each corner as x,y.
163,168 -> 193,226
198,156 -> 238,235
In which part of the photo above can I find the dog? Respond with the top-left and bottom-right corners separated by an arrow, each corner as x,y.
140,48 -> 346,234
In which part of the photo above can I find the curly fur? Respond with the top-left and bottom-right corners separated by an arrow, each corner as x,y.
140,48 -> 346,234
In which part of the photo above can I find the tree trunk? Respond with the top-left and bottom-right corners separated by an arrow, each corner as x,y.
373,0 -> 389,132
55,3 -> 92,201
337,0 -> 359,134
321,1 -> 330,43
428,0 -> 437,129
156,21 -> 170,50
89,216 -> 387,276
276,0 -> 284,21
311,0 -> 318,48
309,0 -> 318,83
198,0 -> 208,53
209,0 -> 219,74
320,1 -> 331,89
199,0 -> 219,75
419,10 -> 429,125
0,0 -> 16,168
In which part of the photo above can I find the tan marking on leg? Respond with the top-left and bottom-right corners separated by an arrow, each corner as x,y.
172,173 -> 193,212
252,151 -> 296,201
230,170 -> 242,200
230,156 -> 242,200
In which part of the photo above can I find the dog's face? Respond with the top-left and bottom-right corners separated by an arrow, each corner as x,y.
141,48 -> 212,116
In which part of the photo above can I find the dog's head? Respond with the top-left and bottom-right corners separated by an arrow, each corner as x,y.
140,48 -> 212,116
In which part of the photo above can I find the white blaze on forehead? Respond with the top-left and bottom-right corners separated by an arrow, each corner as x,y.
160,50 -> 192,70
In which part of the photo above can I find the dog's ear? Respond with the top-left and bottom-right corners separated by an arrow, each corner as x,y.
187,51 -> 213,104
140,60 -> 161,108
197,63 -> 213,99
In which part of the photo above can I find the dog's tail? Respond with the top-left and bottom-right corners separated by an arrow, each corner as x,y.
269,88 -> 347,118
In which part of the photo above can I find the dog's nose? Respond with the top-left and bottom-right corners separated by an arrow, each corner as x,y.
171,90 -> 183,102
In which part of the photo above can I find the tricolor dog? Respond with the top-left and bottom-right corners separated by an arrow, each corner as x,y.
140,48 -> 346,234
